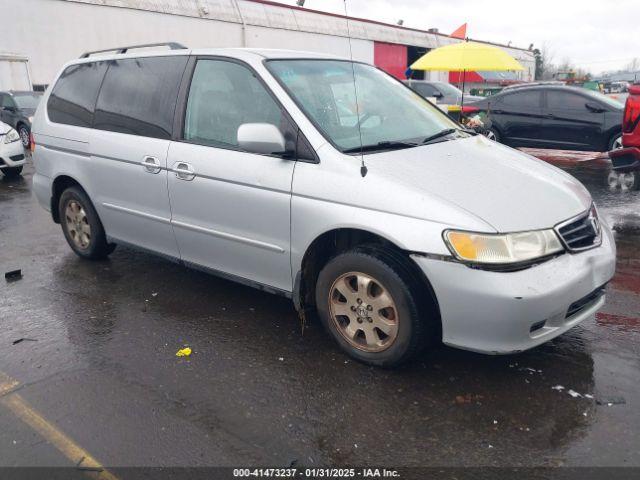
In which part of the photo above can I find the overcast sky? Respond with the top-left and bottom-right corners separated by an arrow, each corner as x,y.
276,0 -> 638,74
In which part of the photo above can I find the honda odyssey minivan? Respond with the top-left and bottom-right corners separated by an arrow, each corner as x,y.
31,44 -> 616,366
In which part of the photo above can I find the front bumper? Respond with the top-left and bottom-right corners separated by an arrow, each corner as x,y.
412,223 -> 616,354
0,140 -> 26,169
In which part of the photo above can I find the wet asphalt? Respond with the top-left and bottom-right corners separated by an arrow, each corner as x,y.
0,156 -> 639,471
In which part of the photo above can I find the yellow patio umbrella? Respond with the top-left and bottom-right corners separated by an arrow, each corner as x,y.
410,41 -> 525,72
410,41 -> 524,110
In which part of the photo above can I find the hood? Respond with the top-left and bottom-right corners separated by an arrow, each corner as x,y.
364,135 -> 592,232
0,121 -> 12,135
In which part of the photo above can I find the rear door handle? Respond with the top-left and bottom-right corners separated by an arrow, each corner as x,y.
172,161 -> 196,181
141,155 -> 161,174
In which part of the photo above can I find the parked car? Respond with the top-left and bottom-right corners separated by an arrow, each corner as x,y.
0,121 -> 26,177
0,91 -> 43,148
607,83 -> 640,191
467,85 -> 624,151
403,80 -> 482,105
32,45 -> 616,366
622,84 -> 640,148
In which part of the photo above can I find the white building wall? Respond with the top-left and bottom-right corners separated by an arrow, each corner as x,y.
0,0 -> 534,86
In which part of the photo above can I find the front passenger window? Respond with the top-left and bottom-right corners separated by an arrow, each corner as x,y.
184,60 -> 287,149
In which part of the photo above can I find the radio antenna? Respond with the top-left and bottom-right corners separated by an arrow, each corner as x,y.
343,0 -> 367,177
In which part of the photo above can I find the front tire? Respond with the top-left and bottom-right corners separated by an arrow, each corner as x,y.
58,186 -> 116,260
2,166 -> 23,178
315,247 -> 438,367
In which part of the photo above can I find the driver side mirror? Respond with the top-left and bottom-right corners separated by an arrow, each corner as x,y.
585,102 -> 606,113
432,92 -> 444,99
2,105 -> 16,112
237,123 -> 288,156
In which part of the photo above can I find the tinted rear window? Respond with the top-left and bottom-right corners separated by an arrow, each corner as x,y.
546,91 -> 589,110
500,90 -> 541,108
93,56 -> 188,139
47,62 -> 108,127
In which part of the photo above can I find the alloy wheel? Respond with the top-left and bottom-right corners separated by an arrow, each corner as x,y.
484,130 -> 497,141
19,127 -> 30,148
612,135 -> 623,150
65,200 -> 91,249
328,272 -> 399,352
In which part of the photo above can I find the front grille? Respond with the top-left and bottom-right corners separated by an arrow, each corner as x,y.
556,206 -> 601,252
566,285 -> 606,318
10,154 -> 24,162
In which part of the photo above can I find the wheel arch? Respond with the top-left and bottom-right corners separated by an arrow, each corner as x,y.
293,227 -> 442,336
50,174 -> 86,223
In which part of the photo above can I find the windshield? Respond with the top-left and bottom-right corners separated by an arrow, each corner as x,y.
581,88 -> 624,109
267,60 -> 460,153
13,93 -> 42,110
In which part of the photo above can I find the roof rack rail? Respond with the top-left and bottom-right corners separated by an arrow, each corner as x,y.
80,42 -> 187,59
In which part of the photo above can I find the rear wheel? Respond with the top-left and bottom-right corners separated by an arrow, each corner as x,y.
2,166 -> 23,178
315,247 -> 438,366
59,186 -> 116,259
484,127 -> 500,142
18,125 -> 30,149
609,133 -> 623,151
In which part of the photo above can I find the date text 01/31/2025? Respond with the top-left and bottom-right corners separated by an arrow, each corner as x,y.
232,468 -> 401,478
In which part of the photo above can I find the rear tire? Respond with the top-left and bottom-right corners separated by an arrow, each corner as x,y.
315,247 -> 438,367
609,133 -> 623,151
484,127 -> 500,142
18,125 -> 30,149
58,186 -> 116,260
2,166 -> 23,178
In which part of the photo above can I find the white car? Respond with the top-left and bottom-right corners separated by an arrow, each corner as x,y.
0,121 -> 26,177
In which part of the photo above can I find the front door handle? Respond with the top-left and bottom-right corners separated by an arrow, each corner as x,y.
172,162 -> 196,181
141,155 -> 162,174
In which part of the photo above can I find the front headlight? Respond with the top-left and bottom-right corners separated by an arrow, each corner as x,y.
444,229 -> 564,264
3,129 -> 20,144
28,116 -> 34,123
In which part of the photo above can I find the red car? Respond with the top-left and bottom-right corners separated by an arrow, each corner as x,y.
608,83 -> 640,189
622,84 -> 640,147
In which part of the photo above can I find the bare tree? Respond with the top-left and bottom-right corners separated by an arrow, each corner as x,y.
626,57 -> 640,72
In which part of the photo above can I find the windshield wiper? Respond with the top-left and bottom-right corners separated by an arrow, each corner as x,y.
421,128 -> 460,145
342,140 -> 419,154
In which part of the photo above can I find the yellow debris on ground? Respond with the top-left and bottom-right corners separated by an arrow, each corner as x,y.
176,347 -> 192,357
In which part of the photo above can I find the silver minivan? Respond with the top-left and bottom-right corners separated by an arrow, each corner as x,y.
32,45 -> 616,366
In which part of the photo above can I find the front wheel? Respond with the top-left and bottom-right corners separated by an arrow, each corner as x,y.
2,166 -> 23,178
315,247 -> 438,367
59,186 -> 116,260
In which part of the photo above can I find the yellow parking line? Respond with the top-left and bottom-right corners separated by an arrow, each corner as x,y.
0,371 -> 118,480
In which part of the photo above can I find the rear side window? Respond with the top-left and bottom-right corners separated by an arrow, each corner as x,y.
93,56 -> 188,139
546,91 -> 588,110
47,62 -> 108,127
500,90 -> 541,108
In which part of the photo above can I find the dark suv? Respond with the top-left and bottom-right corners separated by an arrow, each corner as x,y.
0,91 -> 43,148
468,85 -> 624,151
